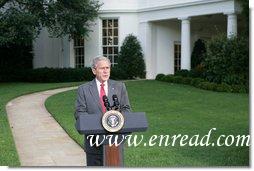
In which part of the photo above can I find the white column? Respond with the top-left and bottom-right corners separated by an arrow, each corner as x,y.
179,17 -> 191,70
69,39 -> 75,68
138,22 -> 154,79
226,13 -> 237,38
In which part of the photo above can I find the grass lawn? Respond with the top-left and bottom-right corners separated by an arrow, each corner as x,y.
0,82 -> 83,166
45,80 -> 249,167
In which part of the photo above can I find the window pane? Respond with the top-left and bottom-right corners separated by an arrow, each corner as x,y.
114,28 -> 118,36
113,19 -> 118,27
108,20 -> 112,27
114,47 -> 118,54
108,47 -> 113,54
103,29 -> 107,36
113,38 -> 118,45
103,38 -> 107,45
108,29 -> 112,36
108,37 -> 113,45
103,47 -> 107,54
108,55 -> 113,63
103,20 -> 107,28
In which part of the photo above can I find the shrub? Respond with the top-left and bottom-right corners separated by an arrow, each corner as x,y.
117,34 -> 146,79
231,84 -> 248,93
189,65 -> 205,78
155,74 -> 246,93
171,76 -> 183,84
190,78 -> 205,87
23,67 -> 93,82
155,73 -> 165,80
161,75 -> 174,82
181,77 -> 192,85
175,68 -> 205,79
174,70 -> 190,77
203,34 -> 249,86
197,82 -> 218,91
215,83 -> 232,92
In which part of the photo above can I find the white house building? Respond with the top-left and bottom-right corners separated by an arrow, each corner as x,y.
33,0 -> 243,79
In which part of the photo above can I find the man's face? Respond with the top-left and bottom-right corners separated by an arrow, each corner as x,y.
92,60 -> 111,83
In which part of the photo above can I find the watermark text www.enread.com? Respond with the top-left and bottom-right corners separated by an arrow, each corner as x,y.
86,128 -> 250,147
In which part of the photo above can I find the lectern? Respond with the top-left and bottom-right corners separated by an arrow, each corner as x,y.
75,112 -> 148,166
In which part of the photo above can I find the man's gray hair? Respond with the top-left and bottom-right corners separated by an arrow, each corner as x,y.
91,56 -> 111,69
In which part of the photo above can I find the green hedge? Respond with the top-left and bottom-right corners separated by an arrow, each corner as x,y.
0,67 -> 130,83
156,74 -> 248,93
25,67 -> 94,82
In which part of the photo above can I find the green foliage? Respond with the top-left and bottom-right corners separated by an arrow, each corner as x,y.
0,66 -> 135,82
237,0 -> 249,36
191,39 -> 206,69
155,73 -> 165,80
26,67 -> 94,82
0,67 -> 94,82
118,34 -> 146,79
175,70 -> 190,77
0,43 -> 33,81
0,0 -> 101,45
190,78 -> 204,87
175,68 -> 204,78
110,65 -> 128,80
156,74 -> 248,93
203,34 -> 249,86
0,8 -> 39,45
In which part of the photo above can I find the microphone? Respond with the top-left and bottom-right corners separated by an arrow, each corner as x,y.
112,94 -> 120,110
103,95 -> 111,111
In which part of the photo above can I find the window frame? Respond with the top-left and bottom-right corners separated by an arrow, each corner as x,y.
101,18 -> 119,66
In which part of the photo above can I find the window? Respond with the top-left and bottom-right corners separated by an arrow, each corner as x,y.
102,19 -> 118,66
174,42 -> 181,72
74,36 -> 85,68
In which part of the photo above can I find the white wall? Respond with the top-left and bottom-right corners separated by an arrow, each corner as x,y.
154,20 -> 181,75
84,19 -> 100,67
99,0 -> 139,10
33,28 -> 70,68
33,28 -> 63,68
138,0 -> 205,9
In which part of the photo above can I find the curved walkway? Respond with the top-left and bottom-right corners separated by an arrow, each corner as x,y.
6,87 -> 86,166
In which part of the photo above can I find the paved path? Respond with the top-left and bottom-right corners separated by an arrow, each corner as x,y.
6,87 -> 86,166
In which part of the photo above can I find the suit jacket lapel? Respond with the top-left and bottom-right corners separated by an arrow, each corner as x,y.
108,79 -> 115,106
89,79 -> 103,113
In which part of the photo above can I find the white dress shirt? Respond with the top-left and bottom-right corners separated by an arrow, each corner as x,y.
95,78 -> 108,96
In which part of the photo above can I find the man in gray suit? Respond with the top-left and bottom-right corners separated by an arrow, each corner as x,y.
75,56 -> 131,166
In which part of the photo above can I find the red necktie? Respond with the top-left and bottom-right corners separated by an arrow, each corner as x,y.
100,83 -> 106,113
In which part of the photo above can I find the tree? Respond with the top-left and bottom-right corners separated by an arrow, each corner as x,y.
117,34 -> 146,79
0,0 -> 101,45
191,39 -> 206,69
237,0 -> 249,37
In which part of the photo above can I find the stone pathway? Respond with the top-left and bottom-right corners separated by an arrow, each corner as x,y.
6,87 -> 86,166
